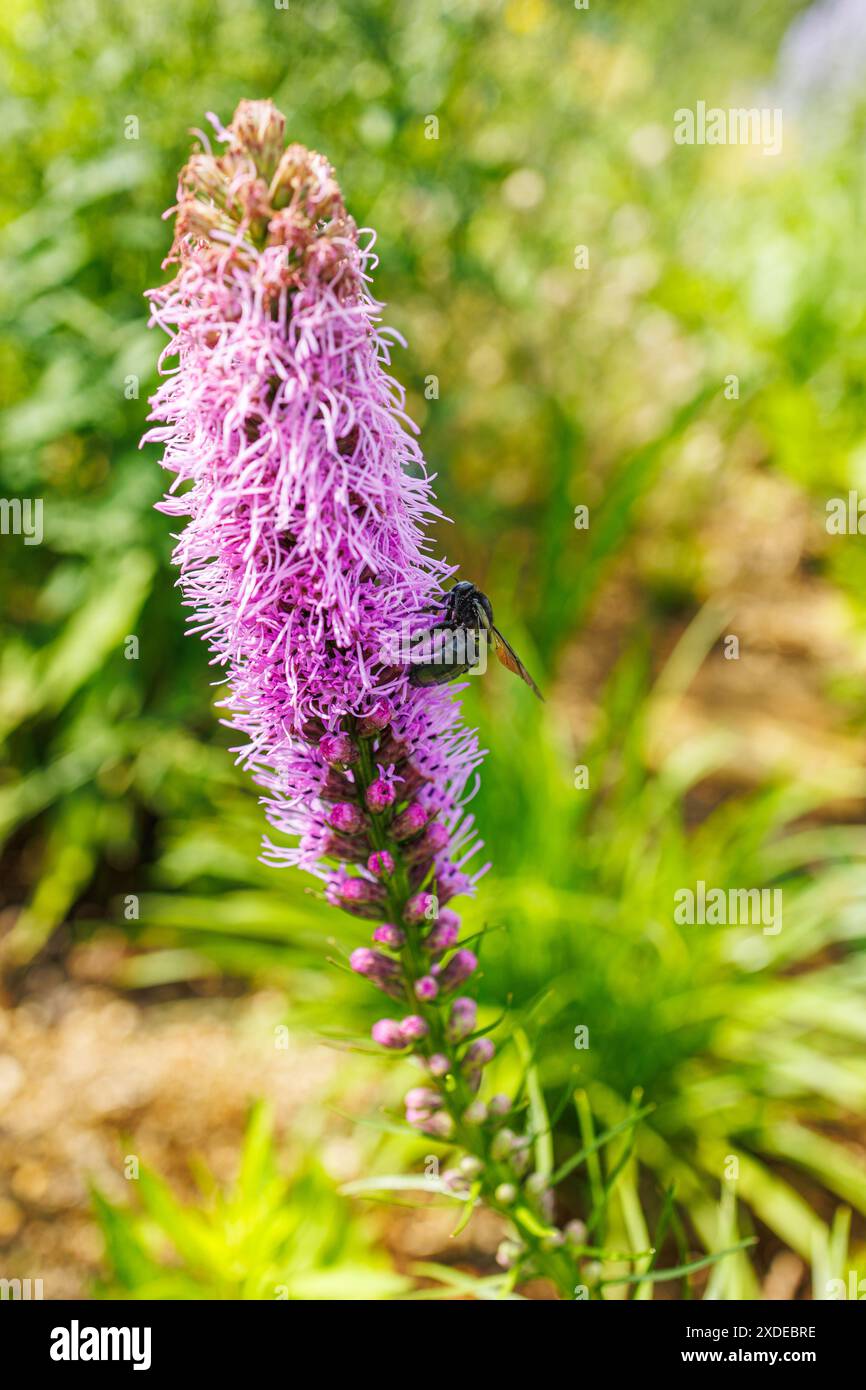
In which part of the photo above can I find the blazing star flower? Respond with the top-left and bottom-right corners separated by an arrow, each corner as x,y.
143,98 -> 488,909
145,101 -> 575,1291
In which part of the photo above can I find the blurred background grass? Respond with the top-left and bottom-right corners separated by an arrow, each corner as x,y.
2,0 -> 866,1298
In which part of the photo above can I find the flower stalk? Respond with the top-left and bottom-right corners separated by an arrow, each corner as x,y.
144,99 -> 580,1297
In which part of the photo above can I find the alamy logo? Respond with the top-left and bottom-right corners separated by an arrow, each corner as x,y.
674,881 -> 782,935
379,621 -> 488,675
50,1320 -> 152,1372
826,1271 -> 866,1300
0,497 -> 43,545
826,492 -> 866,535
0,1276 -> 43,1299
673,102 -> 782,156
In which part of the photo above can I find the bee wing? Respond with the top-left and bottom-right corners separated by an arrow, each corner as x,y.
490,626 -> 544,701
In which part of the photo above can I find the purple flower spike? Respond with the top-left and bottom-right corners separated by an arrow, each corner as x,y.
371,1019 -> 406,1049
404,891 -> 438,924
466,1037 -> 495,1066
320,733 -> 358,768
143,100 -> 486,897
391,803 -> 428,841
372,922 -> 406,949
140,101 -> 543,1273
436,948 -> 478,992
425,920 -> 459,954
350,947 -> 402,998
399,1015 -> 429,1042
367,849 -> 395,878
447,997 -> 477,1041
329,802 -> 365,835
366,779 -> 397,814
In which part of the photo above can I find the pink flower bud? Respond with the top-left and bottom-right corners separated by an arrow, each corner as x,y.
421,1111 -> 454,1139
491,1129 -> 516,1161
463,1100 -> 488,1125
366,778 -> 396,813
406,1107 -> 432,1127
328,802 -> 364,834
356,697 -> 393,737
349,947 -> 402,997
414,974 -> 439,1001
330,876 -> 385,919
512,1145 -> 531,1176
403,821 -> 452,870
447,996 -> 477,1041
404,891 -> 437,924
372,922 -> 406,949
436,949 -> 477,992
421,822 -> 450,853
405,1086 -> 441,1112
564,1219 -> 587,1247
319,732 -> 358,767
399,1014 -> 429,1042
496,1239 -> 524,1269
371,1019 -> 406,1049
437,907 -> 461,933
466,1038 -> 495,1066
391,802 -> 428,841
367,849 -> 395,878
428,1053 -> 450,1077
230,99 -> 287,177
425,921 -> 459,954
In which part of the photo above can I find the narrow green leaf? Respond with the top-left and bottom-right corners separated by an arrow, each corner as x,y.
340,1174 -> 468,1201
550,1103 -> 655,1186
599,1238 -> 756,1287
515,1029 -> 553,1182
450,1186 -> 481,1238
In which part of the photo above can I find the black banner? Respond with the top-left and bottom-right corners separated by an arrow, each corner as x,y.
3,1296 -> 858,1375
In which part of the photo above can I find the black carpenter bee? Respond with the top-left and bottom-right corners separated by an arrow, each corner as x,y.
408,580 -> 543,700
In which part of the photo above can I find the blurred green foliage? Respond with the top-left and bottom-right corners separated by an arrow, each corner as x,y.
93,1102 -> 408,1299
3,0 -> 866,1296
